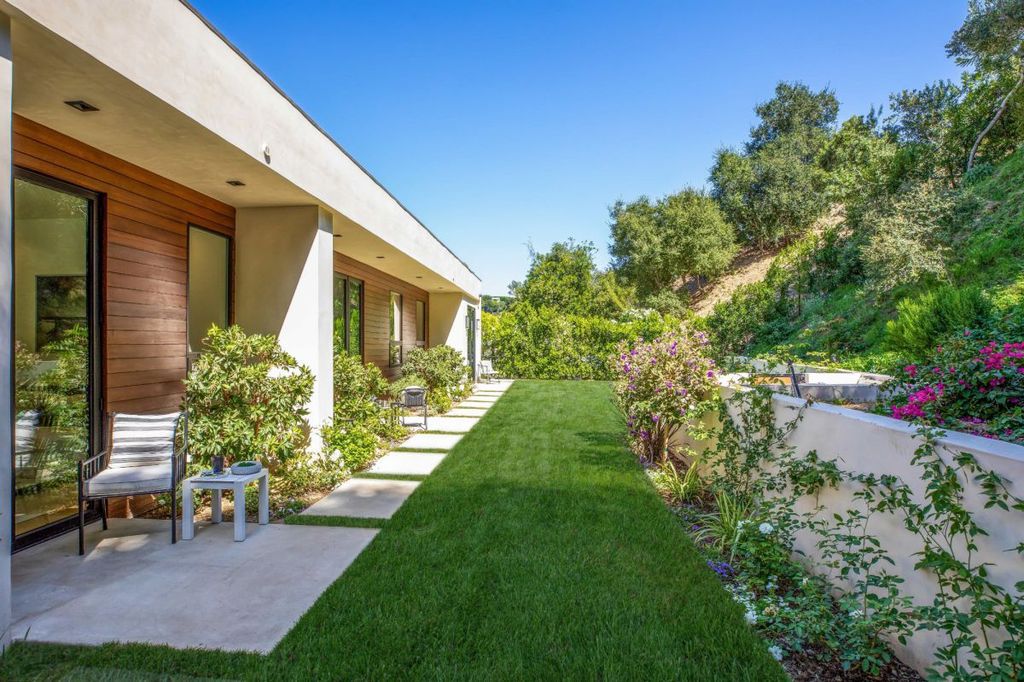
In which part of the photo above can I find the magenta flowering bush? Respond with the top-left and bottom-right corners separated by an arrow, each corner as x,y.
880,332 -> 1024,444
613,324 -> 720,463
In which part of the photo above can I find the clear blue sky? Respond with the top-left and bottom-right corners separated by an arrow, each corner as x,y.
192,0 -> 966,295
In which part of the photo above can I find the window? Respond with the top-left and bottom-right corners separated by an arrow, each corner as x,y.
415,300 -> 426,346
389,291 -> 403,366
188,226 -> 231,353
333,274 -> 363,357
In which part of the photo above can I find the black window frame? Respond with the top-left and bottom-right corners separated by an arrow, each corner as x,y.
334,274 -> 364,359
389,291 -> 403,367
11,167 -> 105,552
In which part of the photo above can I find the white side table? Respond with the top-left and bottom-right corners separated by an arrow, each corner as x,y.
181,469 -> 269,542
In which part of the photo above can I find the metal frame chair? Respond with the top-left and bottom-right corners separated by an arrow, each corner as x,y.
395,386 -> 428,430
478,360 -> 499,383
77,411 -> 188,555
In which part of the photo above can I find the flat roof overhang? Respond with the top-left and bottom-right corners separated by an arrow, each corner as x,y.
3,0 -> 480,299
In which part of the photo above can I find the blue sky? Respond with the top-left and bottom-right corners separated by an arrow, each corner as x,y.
192,1 -> 966,295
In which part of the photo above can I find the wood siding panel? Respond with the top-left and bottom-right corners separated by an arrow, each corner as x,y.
333,253 -> 429,380
14,115 -> 235,417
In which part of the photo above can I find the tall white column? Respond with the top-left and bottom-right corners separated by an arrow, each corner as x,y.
234,206 -> 334,450
0,13 -> 13,649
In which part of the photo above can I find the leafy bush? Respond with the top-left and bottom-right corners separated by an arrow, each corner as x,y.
879,331 -> 1024,444
860,182 -> 954,292
487,304 -> 681,380
401,345 -> 469,412
884,285 -> 992,360
333,351 -> 401,441
612,324 -> 719,463
320,421 -> 379,472
184,325 -> 313,469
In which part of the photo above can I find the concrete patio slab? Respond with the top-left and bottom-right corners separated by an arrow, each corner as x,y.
11,518 -> 376,652
302,478 -> 419,519
369,451 -> 446,476
447,408 -> 488,417
425,417 -> 479,433
399,433 -> 463,451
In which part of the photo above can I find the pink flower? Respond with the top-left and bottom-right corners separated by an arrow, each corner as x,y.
904,365 -> 918,378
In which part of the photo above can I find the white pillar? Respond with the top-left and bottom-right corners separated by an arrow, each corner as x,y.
0,13 -> 13,649
234,206 -> 334,449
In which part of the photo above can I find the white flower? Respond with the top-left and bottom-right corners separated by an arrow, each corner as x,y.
745,608 -> 757,624
850,608 -> 863,619
758,522 -> 774,534
768,645 -> 784,661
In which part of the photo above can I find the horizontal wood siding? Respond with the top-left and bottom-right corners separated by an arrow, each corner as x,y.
14,115 -> 235,416
333,253 -> 428,380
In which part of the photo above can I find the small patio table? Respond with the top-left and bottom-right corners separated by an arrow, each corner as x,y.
181,469 -> 269,542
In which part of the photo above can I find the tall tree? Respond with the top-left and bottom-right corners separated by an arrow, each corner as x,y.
609,189 -> 737,300
747,81 -> 839,153
509,240 -> 605,316
947,0 -> 1024,171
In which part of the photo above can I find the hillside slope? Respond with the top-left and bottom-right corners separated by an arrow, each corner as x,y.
699,147 -> 1024,371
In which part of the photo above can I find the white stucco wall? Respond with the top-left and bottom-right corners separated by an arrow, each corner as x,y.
676,387 -> 1024,675
428,292 -> 480,377
234,206 -> 334,446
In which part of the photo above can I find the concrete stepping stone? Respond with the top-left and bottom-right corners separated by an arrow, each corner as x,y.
447,408 -> 487,417
302,478 -> 418,519
424,416 -> 479,433
465,395 -> 499,403
398,433 -> 463,451
369,452 -> 445,476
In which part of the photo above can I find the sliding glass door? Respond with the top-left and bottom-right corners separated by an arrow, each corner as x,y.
12,170 -> 100,547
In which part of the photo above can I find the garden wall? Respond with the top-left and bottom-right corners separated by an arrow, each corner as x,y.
675,386 -> 1024,675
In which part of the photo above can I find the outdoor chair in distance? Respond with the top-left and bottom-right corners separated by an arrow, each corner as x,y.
77,412 -> 187,555
478,359 -> 499,383
395,386 -> 428,430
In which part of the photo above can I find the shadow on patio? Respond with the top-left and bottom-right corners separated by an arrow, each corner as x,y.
11,519 -> 377,652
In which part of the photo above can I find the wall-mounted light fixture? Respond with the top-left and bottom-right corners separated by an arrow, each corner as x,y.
226,179 -> 246,187
64,100 -> 99,112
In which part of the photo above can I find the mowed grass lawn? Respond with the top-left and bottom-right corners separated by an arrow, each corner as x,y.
2,380 -> 784,681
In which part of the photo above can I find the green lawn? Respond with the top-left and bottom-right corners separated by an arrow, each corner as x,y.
2,380 -> 784,681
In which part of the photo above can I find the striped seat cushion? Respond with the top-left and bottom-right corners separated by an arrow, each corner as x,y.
109,412 -> 180,468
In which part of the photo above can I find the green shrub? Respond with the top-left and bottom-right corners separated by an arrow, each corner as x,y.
485,304 -> 681,380
401,345 -> 469,411
184,325 -> 313,469
333,351 -> 401,441
860,182 -> 953,293
320,421 -> 379,472
884,285 -> 992,360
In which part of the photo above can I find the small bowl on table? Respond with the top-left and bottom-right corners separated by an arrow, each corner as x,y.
230,460 -> 262,476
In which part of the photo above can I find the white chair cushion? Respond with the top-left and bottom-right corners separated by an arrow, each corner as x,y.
85,463 -> 172,497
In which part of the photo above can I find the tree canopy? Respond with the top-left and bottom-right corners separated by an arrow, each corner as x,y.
609,189 -> 736,300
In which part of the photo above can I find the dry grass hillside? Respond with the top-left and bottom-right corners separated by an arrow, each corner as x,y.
691,207 -> 844,316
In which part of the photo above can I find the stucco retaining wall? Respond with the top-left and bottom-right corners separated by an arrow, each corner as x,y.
675,386 -> 1024,675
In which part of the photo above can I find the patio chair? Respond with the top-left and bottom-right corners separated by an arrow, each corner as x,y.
77,411 -> 187,555
478,360 -> 499,383
395,386 -> 428,430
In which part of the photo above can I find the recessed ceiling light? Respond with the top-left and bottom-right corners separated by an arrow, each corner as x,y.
226,179 -> 246,187
375,255 -> 385,259
415,276 -> 423,279
65,100 -> 99,112
333,234 -> 342,239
